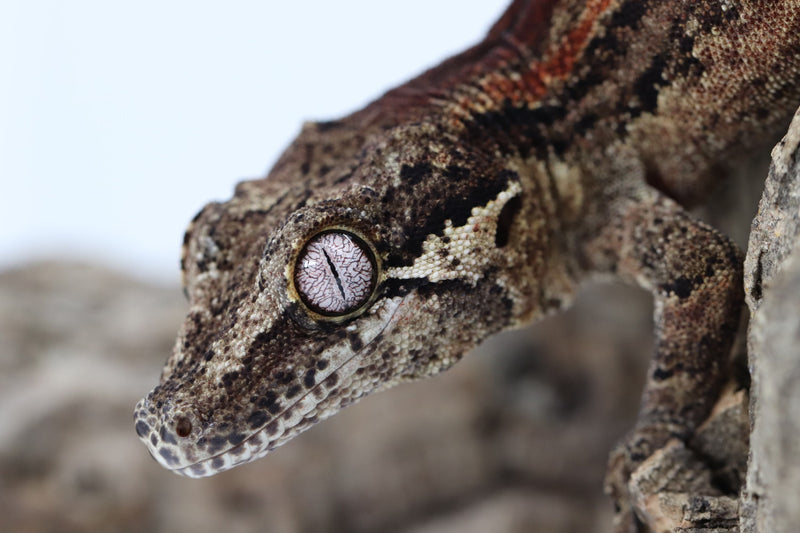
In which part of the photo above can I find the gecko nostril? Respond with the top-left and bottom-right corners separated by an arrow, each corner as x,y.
175,416 -> 193,438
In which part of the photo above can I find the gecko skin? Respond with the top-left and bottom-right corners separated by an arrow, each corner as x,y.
135,0 -> 800,529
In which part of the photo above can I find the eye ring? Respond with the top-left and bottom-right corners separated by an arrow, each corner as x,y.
292,229 -> 378,318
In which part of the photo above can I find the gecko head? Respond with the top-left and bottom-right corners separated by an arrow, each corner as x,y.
134,120 -> 526,477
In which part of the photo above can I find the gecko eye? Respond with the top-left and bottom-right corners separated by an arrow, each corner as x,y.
294,231 -> 377,316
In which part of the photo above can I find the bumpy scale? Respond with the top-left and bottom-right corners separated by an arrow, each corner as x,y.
135,1 -> 800,530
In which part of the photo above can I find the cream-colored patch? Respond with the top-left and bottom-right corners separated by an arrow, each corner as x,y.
386,181 -> 522,283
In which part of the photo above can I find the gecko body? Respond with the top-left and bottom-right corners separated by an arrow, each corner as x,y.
135,1 -> 800,528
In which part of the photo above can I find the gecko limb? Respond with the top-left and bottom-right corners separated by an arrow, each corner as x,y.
584,187 -> 743,529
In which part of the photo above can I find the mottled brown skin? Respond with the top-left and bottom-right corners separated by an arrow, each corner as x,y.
134,1 -> 800,531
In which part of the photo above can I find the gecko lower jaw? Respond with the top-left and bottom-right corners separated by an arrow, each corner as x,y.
171,430 -> 275,478
133,386 -> 312,477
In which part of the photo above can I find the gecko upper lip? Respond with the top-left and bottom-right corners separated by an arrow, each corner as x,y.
161,296 -> 410,476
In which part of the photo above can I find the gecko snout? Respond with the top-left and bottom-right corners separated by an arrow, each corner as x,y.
133,394 -> 205,473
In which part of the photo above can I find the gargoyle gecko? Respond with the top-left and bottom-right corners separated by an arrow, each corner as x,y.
135,1 -> 800,529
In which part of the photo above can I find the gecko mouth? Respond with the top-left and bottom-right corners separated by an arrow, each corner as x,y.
136,295 -> 409,477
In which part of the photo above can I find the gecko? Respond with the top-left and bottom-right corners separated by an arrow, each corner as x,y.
134,1 -> 800,530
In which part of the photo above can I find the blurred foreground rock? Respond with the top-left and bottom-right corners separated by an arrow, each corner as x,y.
740,107 -> 800,533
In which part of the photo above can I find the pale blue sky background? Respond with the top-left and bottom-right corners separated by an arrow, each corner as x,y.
1,1 -> 508,282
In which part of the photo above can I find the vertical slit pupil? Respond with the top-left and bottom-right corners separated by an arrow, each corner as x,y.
322,248 -> 346,299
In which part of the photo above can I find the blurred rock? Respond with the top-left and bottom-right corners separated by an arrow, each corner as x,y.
0,262 -> 183,533
0,259 -> 655,533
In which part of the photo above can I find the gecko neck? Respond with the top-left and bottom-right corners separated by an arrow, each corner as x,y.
363,0 -> 800,206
